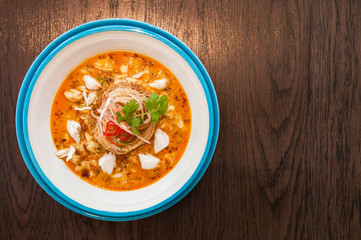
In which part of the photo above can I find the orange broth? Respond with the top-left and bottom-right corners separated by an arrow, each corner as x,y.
51,51 -> 191,191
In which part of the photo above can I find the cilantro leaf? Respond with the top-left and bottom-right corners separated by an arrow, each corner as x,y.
145,93 -> 169,123
145,93 -> 159,111
149,92 -> 159,101
122,99 -> 139,119
116,100 -> 139,129
116,111 -> 124,122
159,95 -> 168,115
151,111 -> 161,123
130,117 -> 143,135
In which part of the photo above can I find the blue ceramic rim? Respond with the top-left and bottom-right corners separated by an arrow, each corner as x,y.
16,19 -> 219,221
23,25 -> 214,218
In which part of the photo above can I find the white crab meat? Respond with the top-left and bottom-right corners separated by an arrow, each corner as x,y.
64,89 -> 83,102
67,120 -> 81,143
74,91 -> 96,111
149,78 -> 168,90
66,146 -> 76,162
83,75 -> 101,90
165,105 -> 175,119
74,106 -> 91,111
98,152 -> 116,175
80,68 -> 89,75
177,116 -> 184,128
86,91 -> 97,105
112,173 -> 122,178
77,86 -> 87,92
120,64 -> 128,74
82,92 -> 88,104
86,141 -> 98,152
138,154 -> 160,169
85,132 -> 92,142
77,91 -> 97,109
55,146 -> 76,162
154,129 -> 169,153
55,149 -> 70,158
132,70 -> 149,79
93,57 -> 113,72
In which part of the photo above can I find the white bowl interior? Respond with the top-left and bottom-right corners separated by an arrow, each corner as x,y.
27,30 -> 209,212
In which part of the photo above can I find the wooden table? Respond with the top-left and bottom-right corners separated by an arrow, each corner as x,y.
1,0 -> 361,239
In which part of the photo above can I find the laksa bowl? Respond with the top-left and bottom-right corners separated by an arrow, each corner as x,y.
16,19 -> 219,221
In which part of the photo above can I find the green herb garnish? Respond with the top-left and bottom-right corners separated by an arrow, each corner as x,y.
116,100 -> 144,135
116,93 -> 168,135
97,77 -> 107,94
132,93 -> 168,122
145,75 -> 155,83
144,93 -> 169,122
130,117 -> 143,135
121,100 -> 139,120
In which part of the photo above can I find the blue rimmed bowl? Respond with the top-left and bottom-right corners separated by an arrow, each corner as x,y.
16,19 -> 219,221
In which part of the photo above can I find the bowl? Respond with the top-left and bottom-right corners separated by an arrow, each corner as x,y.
16,19 -> 219,221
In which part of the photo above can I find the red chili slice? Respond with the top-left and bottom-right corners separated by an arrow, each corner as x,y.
103,121 -> 130,145
105,121 -> 119,136
118,129 -> 130,141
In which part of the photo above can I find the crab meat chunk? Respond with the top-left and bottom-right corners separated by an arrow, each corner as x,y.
74,106 -> 91,111
83,75 -> 101,90
93,57 -> 113,72
112,173 -> 122,178
120,64 -> 128,74
86,91 -> 97,105
55,146 -> 76,162
85,132 -> 92,142
132,70 -> 149,79
98,152 -> 116,175
138,154 -> 160,169
55,149 -> 69,158
154,129 -> 169,153
66,146 -> 76,162
86,141 -> 98,152
165,105 -> 175,119
67,120 -> 81,143
64,89 -> 83,102
149,78 -> 168,90
77,85 -> 87,92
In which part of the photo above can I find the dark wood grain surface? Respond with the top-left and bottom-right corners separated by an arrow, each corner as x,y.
1,0 -> 361,239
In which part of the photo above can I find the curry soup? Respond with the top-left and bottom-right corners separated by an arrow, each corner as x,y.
51,51 -> 191,191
